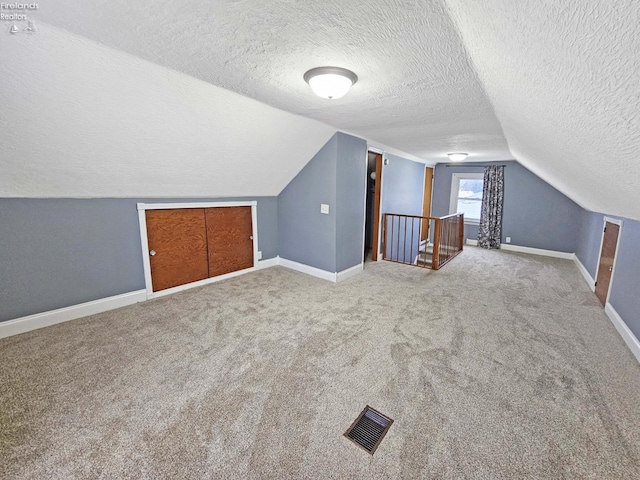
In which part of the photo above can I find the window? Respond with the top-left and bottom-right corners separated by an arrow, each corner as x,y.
450,173 -> 484,223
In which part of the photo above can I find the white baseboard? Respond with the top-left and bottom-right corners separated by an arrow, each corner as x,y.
278,257 -> 337,282
466,239 -> 478,246
150,266 -> 256,299
0,257 -> 362,340
0,290 -> 147,340
496,247 -> 596,292
605,303 -> 640,364
256,257 -> 279,269
277,258 -> 363,283
499,244 -> 575,260
336,263 -> 363,283
0,256 -> 346,339
573,255 -> 596,291
151,258 -> 281,298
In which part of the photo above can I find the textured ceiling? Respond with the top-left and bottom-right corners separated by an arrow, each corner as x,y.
8,1 -> 639,219
0,25 -> 336,198
444,0 -> 640,220
35,0 -> 511,163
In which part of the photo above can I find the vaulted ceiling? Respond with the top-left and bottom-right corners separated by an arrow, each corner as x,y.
3,1 -> 639,219
445,0 -> 640,221
37,0 -> 511,163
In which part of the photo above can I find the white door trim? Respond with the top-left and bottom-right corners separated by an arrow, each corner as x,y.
139,201 -> 257,210
603,216 -> 624,227
376,153 -> 386,261
367,146 -> 384,154
137,201 -> 258,299
361,149 -> 370,265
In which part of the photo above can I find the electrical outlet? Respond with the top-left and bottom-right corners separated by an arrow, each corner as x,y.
257,251 -> 262,260
320,204 -> 330,214
506,236 -> 511,243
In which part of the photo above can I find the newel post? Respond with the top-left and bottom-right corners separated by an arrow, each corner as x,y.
432,218 -> 441,270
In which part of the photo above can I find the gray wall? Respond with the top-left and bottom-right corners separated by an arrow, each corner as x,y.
380,153 -> 425,261
432,161 -> 582,252
277,132 -> 368,273
575,210 -> 606,278
609,218 -> 640,338
0,197 -> 277,322
336,133 -> 367,272
278,134 -> 338,272
575,211 -> 640,340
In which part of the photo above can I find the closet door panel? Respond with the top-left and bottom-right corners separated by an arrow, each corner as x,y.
146,208 -> 209,291
205,207 -> 254,277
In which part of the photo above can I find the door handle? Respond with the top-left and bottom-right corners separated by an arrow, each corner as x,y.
249,236 -> 253,240
149,250 -> 156,256
609,266 -> 613,272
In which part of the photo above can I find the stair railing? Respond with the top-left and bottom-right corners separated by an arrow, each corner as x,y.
382,212 -> 464,270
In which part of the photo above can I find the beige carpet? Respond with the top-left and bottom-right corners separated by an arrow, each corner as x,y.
2,247 -> 640,479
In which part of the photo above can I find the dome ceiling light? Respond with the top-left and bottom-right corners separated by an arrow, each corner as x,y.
303,66 -> 358,99
447,153 -> 468,162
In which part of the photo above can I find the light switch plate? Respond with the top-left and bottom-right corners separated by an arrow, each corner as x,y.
321,204 -> 330,214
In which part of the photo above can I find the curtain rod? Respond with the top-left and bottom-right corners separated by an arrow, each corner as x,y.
444,164 -> 507,167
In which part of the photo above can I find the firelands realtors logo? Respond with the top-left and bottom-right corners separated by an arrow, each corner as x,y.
2,3 -> 38,34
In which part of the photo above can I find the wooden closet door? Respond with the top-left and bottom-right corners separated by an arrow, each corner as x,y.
595,221 -> 620,306
205,207 -> 254,277
146,209 -> 209,291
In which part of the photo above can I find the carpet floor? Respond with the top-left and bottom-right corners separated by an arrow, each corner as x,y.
1,247 -> 640,479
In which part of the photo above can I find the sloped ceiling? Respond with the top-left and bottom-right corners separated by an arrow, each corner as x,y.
35,0 -> 511,163
3,1 -> 638,219
444,0 -> 640,220
0,25 -> 336,197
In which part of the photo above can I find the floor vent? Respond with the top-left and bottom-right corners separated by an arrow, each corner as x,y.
344,405 -> 393,454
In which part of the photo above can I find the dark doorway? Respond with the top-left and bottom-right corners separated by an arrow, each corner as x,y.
364,151 -> 382,262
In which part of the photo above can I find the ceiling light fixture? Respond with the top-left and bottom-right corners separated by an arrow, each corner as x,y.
303,66 -> 358,99
448,153 -> 468,162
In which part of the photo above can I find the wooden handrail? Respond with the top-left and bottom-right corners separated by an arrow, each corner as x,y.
384,212 -> 459,221
382,212 -> 464,270
437,212 -> 465,220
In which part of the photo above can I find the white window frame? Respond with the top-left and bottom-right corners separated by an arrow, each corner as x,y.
449,172 -> 484,225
